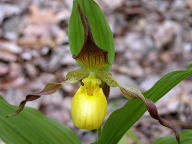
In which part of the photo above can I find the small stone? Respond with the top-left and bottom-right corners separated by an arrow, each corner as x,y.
42,91 -> 63,105
3,16 -> 22,40
24,63 -> 38,78
186,0 -> 192,9
0,63 -> 9,75
153,21 -> 180,48
0,51 -> 17,61
99,0 -> 124,10
0,4 -> 21,23
124,33 -> 153,57
0,41 -> 22,54
21,52 -> 32,60
117,64 -> 144,77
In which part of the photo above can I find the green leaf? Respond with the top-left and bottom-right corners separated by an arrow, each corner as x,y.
95,68 -> 192,144
118,129 -> 141,144
152,130 -> 192,144
0,96 -> 81,144
126,129 -> 141,144
68,0 -> 115,71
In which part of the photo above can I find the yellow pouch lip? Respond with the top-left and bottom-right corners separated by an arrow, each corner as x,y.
71,75 -> 107,130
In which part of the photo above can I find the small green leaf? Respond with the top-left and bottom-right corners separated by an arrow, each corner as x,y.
117,135 -> 129,144
118,129 -> 141,144
0,96 -> 81,144
126,129 -> 141,144
152,130 -> 192,144
187,64 -> 192,71
69,0 -> 115,71
95,67 -> 192,144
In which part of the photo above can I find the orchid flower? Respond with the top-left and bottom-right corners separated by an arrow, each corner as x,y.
7,4 -> 180,144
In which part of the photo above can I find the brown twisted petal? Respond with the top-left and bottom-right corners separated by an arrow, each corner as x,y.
6,69 -> 89,117
97,73 -> 181,144
120,86 -> 180,144
145,99 -> 180,144
121,87 -> 180,144
6,83 -> 62,118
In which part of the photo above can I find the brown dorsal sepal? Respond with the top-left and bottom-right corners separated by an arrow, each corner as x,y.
74,5 -> 109,70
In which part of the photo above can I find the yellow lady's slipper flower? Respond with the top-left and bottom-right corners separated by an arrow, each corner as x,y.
71,74 -> 107,130
8,4 -> 180,144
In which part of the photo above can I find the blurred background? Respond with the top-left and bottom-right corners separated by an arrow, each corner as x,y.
0,0 -> 192,143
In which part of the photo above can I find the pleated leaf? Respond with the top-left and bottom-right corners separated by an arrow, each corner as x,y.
94,67 -> 192,144
0,96 -> 81,144
68,0 -> 114,71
